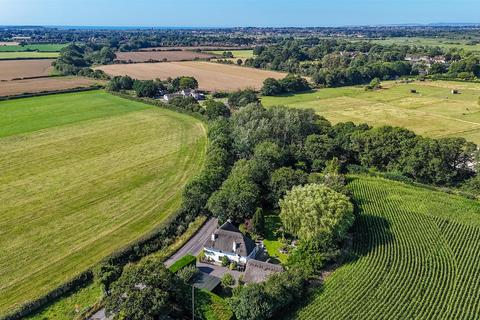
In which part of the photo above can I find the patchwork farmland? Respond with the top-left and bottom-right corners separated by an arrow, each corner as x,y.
263,80 -> 480,145
0,77 -> 103,97
291,176 -> 480,319
97,61 -> 286,91
0,91 -> 206,315
114,50 -> 215,62
0,59 -> 55,80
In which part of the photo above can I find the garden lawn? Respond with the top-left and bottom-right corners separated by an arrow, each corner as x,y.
262,80 -> 480,145
0,91 -> 207,315
263,214 -> 289,264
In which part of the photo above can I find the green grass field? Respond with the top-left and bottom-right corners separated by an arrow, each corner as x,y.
292,175 -> 480,319
368,37 -> 480,53
0,44 -> 68,52
0,52 -> 59,59
206,50 -> 254,59
0,91 -> 207,315
262,80 -> 480,145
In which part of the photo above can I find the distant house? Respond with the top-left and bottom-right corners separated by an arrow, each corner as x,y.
181,89 -> 195,97
163,93 -> 183,101
243,259 -> 284,284
182,89 -> 206,100
203,220 -> 259,265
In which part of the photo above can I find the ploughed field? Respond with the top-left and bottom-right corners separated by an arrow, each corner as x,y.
0,91 -> 206,315
97,61 -> 286,92
263,80 -> 480,145
0,59 -> 55,80
292,176 -> 480,319
114,50 -> 215,62
0,77 -> 104,97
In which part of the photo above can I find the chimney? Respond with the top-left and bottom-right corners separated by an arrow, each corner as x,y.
211,233 -> 216,241
233,241 -> 238,252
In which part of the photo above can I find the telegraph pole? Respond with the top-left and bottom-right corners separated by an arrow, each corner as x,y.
192,284 -> 195,320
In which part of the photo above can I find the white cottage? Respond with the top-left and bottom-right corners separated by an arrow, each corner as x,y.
203,220 -> 258,265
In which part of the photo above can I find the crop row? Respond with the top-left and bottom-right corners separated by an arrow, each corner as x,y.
293,176 -> 480,320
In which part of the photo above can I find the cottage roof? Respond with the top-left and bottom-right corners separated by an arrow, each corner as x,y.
204,221 -> 256,257
243,259 -> 284,284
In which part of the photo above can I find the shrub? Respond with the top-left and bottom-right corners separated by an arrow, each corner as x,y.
222,273 -> 236,288
177,265 -> 199,284
221,255 -> 230,267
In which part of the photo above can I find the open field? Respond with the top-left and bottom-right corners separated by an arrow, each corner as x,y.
368,37 -> 480,52
0,41 -> 20,46
97,61 -> 286,91
0,59 -> 55,80
0,52 -> 59,59
114,50 -> 215,62
206,49 -> 254,59
0,91 -> 207,315
0,43 -> 68,52
262,80 -> 480,145
292,175 -> 480,319
139,46 -> 251,51
0,77 -> 103,97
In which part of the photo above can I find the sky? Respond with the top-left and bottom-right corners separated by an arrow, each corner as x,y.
0,0 -> 479,27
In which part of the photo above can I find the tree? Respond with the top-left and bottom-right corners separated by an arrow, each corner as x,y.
261,78 -> 283,96
207,159 -> 261,222
177,76 -> 199,90
228,89 -> 259,109
252,208 -> 265,235
229,284 -> 272,320
104,260 -> 178,320
133,80 -> 159,98
279,184 -> 354,242
268,167 -> 308,207
302,134 -> 333,171
119,75 -> 134,90
177,265 -> 199,284
231,104 -> 321,158
223,51 -> 234,58
279,74 -> 310,93
204,99 -> 230,120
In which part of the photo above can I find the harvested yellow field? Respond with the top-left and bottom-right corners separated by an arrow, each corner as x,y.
97,61 -> 286,92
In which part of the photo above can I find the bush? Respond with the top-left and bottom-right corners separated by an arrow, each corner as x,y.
222,273 -> 236,288
221,255 -> 230,267
229,261 -> 238,271
177,265 -> 199,284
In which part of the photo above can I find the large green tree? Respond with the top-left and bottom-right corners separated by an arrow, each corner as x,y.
104,260 -> 179,320
279,184 -> 353,242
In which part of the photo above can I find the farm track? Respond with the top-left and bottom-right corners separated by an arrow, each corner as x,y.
0,91 -> 207,315
292,176 -> 480,320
